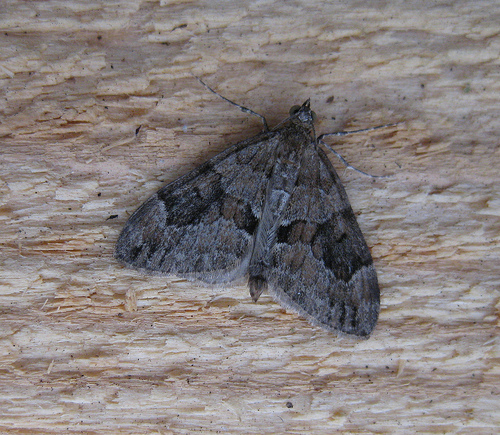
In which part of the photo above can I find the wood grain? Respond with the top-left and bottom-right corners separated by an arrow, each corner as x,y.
1,1 -> 498,433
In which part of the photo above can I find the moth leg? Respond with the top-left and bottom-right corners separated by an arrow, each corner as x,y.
317,123 -> 399,179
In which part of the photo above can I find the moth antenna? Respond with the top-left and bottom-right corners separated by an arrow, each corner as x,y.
318,123 -> 400,139
318,123 -> 401,179
192,75 -> 269,131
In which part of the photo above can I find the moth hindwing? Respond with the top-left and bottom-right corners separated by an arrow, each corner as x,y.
115,99 -> 380,336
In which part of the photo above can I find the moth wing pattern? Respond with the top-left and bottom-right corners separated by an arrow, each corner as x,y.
115,132 -> 277,284
266,145 -> 380,336
115,91 -> 382,336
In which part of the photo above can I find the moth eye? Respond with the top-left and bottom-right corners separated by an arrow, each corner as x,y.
289,105 -> 301,116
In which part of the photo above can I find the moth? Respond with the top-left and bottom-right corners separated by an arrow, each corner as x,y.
116,86 -> 383,336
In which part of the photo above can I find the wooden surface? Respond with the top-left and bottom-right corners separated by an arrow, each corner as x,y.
1,1 -> 499,433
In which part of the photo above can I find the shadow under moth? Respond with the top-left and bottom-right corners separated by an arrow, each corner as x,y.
115,84 -> 385,336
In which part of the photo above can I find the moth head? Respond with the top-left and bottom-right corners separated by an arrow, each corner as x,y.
288,100 -> 317,130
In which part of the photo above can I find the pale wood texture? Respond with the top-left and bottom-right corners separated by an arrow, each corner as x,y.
1,1 -> 499,434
